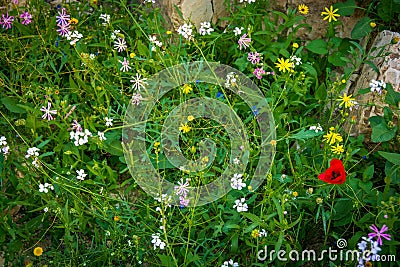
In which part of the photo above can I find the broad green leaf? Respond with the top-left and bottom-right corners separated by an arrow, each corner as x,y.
289,128 -> 324,141
351,17 -> 373,39
335,0 -> 357,16
306,39 -> 328,55
1,97 -> 26,114
385,83 -> 400,106
378,151 -> 400,166
371,123 -> 397,142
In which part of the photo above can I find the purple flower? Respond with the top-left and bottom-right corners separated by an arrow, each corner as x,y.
174,178 -> 190,197
179,196 -> 190,207
57,24 -> 70,36
40,102 -> 57,121
71,120 -> 82,132
131,93 -> 143,106
20,11 -> 32,25
0,13 -> 14,29
119,57 -> 131,72
253,68 -> 265,79
56,8 -> 70,26
247,51 -> 261,64
238,33 -> 251,50
368,224 -> 391,246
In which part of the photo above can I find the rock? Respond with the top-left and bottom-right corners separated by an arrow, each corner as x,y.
348,30 -> 400,138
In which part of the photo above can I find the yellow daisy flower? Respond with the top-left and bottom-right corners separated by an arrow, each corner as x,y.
179,123 -> 191,133
69,18 -> 78,24
337,93 -> 355,109
275,58 -> 293,73
251,229 -> 259,238
370,22 -> 376,28
321,6 -> 340,22
323,131 -> 343,145
187,115 -> 195,121
130,52 -> 136,58
331,144 -> 344,154
298,4 -> 309,15
292,42 -> 299,49
182,84 -> 193,94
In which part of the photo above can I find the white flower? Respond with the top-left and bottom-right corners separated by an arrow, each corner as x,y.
233,158 -> 240,165
239,0 -> 255,3
233,27 -> 244,36
89,53 -> 96,60
221,259 -> 239,267
225,72 -> 237,88
259,229 -> 267,237
369,79 -> 386,94
70,129 -> 92,146
76,169 -> 87,181
174,178 -> 190,197
130,73 -> 148,91
105,117 -> 113,127
199,21 -> 214,35
309,123 -> 323,133
39,183 -> 49,193
114,38 -> 127,52
99,13 -> 110,26
111,30 -> 120,40
131,93 -> 143,106
26,147 -> 40,158
66,30 -> 83,45
177,23 -> 193,39
119,57 -> 131,72
98,131 -> 106,141
290,55 -> 302,66
2,146 -> 10,155
230,173 -> 246,190
233,198 -> 248,212
0,136 -> 7,146
144,0 -> 155,3
44,207 -> 49,212
151,233 -> 166,250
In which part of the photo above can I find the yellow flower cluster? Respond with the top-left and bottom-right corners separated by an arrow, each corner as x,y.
323,127 -> 344,154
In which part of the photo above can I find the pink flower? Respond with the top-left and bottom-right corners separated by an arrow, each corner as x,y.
238,33 -> 251,50
247,51 -> 261,64
20,11 -> 32,25
40,102 -> 57,121
0,13 -> 14,29
368,224 -> 391,246
56,8 -> 70,26
119,57 -> 131,72
253,68 -> 265,79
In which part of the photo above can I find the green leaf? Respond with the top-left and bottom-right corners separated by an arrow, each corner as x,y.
335,0 -> 357,16
356,88 -> 372,95
1,97 -> 27,114
351,17 -> 373,39
370,123 -> 397,142
363,165 -> 374,180
306,39 -> 328,55
384,83 -> 400,106
289,128 -> 324,141
365,60 -> 380,75
378,151 -> 400,166
328,51 -> 347,66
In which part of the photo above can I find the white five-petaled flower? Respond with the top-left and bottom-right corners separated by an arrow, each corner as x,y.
119,57 -> 131,72
98,131 -> 106,141
369,79 -> 386,94
66,30 -> 83,45
105,117 -> 113,127
26,147 -> 40,158
177,22 -> 193,39
130,73 -> 148,91
76,169 -> 87,181
114,37 -> 127,52
199,21 -> 214,35
151,233 -> 166,250
233,198 -> 248,212
290,55 -> 302,67
233,158 -> 240,165
309,123 -> 323,133
111,30 -> 120,40
40,102 -> 57,121
70,129 -> 92,146
233,27 -> 244,36
221,259 -> 239,267
0,136 -> 7,146
230,173 -> 246,190
39,183 -> 54,193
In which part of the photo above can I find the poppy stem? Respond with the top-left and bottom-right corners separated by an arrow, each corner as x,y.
324,189 -> 336,245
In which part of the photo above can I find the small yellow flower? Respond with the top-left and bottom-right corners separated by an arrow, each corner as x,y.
54,89 -> 59,95
341,79 -> 346,84
248,185 -> 253,191
191,146 -> 196,153
307,187 -> 314,194
292,42 -> 299,49
323,131 -> 343,145
270,140 -> 277,146
130,52 -> 136,58
114,215 -> 120,221
187,115 -> 195,121
33,247 -> 43,256
337,93 -> 355,109
293,191 -> 298,197
329,126 -> 335,131
182,84 -> 193,94
370,22 -> 376,28
298,4 -> 309,15
275,58 -> 293,73
251,229 -> 260,238
166,30 -> 173,35
179,123 -> 191,133
154,141 -> 160,147
316,197 -> 323,204
331,144 -> 344,154
321,6 -> 340,22
69,18 -> 78,24
202,156 -> 209,163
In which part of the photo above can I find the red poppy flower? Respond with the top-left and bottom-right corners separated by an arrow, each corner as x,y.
318,159 -> 346,184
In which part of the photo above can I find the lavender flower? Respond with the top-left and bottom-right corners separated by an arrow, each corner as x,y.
40,102 -> 57,121
56,8 -> 70,26
368,224 -> 391,246
20,11 -> 32,25
247,52 -> 261,64
0,13 -> 14,29
238,34 -> 251,50
119,57 -> 131,72
253,68 -> 265,79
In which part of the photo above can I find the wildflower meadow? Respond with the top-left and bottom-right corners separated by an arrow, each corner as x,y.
0,0 -> 399,266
